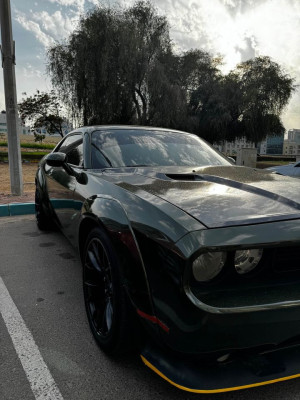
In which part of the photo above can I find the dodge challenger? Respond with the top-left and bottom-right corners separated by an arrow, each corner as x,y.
35,126 -> 300,393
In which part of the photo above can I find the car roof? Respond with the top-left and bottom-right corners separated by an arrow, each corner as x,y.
69,125 -> 192,136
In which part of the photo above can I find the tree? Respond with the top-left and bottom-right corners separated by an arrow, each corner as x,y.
18,90 -> 66,137
188,56 -> 295,144
33,132 -> 46,143
234,56 -> 294,144
47,1 -> 295,145
47,1 -> 173,126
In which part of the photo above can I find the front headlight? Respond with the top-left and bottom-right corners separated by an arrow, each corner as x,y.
234,248 -> 263,274
192,251 -> 227,282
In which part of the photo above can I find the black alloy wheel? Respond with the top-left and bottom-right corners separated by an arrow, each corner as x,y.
83,227 -> 134,354
35,187 -> 54,230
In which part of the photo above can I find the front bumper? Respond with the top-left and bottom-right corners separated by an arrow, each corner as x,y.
149,218 -> 300,354
141,342 -> 300,393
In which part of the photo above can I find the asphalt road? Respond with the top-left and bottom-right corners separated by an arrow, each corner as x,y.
1,215 -> 300,400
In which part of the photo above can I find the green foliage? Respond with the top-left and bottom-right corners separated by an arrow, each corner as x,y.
34,132 -> 46,143
233,56 -> 294,144
186,56 -> 295,143
0,150 -> 49,162
18,90 -> 66,137
47,1 -> 295,144
0,141 -> 55,149
48,1 -> 172,126
22,142 -> 55,149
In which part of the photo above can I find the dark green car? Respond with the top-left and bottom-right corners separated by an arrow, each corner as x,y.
35,126 -> 300,393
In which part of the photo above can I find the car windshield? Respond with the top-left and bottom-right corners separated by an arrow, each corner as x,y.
91,129 -> 231,168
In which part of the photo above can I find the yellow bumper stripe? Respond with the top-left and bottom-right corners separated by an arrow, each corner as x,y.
141,354 -> 300,393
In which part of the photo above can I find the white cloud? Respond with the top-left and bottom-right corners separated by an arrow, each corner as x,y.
87,0 -> 100,5
22,64 -> 43,79
15,13 -> 55,47
48,0 -> 85,9
31,10 -> 79,39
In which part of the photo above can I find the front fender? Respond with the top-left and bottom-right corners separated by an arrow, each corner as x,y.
80,196 -> 155,318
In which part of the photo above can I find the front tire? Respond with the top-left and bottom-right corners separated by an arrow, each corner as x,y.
83,227 -> 134,355
35,187 -> 54,230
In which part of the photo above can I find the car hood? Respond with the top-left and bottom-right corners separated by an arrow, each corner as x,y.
101,165 -> 300,228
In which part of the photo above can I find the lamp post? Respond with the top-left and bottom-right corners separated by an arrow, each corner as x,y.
0,0 -> 23,195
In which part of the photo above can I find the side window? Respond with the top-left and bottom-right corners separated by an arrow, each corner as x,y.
67,142 -> 83,166
56,134 -> 83,166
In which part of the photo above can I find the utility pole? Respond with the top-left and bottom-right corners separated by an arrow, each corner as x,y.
0,0 -> 23,195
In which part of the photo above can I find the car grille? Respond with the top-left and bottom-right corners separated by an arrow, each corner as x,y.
273,246 -> 300,273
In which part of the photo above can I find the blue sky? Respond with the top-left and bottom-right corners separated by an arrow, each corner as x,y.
1,0 -> 300,130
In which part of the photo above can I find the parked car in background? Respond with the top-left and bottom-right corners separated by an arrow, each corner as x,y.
35,126 -> 300,393
266,161 -> 300,177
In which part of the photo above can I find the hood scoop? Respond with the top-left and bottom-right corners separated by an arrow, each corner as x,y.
165,174 -> 202,181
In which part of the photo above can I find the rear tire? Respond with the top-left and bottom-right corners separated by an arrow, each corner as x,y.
35,187 -> 54,230
83,227 -> 136,355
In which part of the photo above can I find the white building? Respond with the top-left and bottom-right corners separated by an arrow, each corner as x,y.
283,141 -> 300,156
0,110 -> 29,135
214,134 -> 285,156
213,137 -> 256,155
283,129 -> 300,156
287,129 -> 300,143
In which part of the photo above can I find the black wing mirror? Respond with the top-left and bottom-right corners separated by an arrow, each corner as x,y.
46,152 -> 73,175
45,152 -> 66,167
45,152 -> 87,184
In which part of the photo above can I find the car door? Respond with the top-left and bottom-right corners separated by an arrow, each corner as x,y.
46,133 -> 83,239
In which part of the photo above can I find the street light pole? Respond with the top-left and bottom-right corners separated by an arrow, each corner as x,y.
0,0 -> 23,195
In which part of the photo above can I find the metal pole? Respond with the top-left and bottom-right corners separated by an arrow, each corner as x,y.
0,0 -> 23,195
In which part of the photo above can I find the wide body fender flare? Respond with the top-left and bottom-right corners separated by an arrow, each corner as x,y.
79,195 -> 155,319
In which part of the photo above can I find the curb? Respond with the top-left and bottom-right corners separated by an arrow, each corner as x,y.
0,203 -> 35,217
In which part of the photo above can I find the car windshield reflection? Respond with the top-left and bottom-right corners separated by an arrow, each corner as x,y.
91,129 -> 231,169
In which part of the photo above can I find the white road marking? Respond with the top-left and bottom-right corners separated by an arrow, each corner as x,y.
0,277 -> 64,400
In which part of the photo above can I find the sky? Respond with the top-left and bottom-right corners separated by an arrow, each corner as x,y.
1,0 -> 299,130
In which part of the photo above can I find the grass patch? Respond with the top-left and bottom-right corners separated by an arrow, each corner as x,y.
0,150 -> 49,162
0,141 -> 55,150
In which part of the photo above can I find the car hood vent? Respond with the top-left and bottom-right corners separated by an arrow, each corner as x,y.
165,174 -> 200,181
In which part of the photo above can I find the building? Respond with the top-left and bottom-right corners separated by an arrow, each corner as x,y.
0,110 -> 29,135
283,141 -> 300,156
0,110 -> 71,137
214,134 -> 284,156
258,135 -> 284,155
283,129 -> 300,156
287,129 -> 300,143
213,137 -> 255,155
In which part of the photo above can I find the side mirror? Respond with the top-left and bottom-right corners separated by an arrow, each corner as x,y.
227,156 -> 236,164
45,151 -> 86,183
45,152 -> 66,167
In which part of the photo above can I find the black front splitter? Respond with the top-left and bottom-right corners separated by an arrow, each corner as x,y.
141,343 -> 300,393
